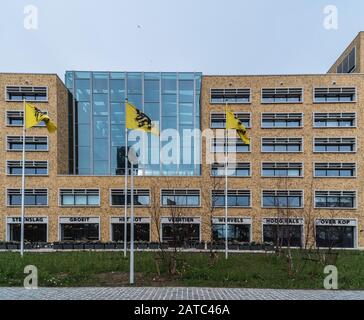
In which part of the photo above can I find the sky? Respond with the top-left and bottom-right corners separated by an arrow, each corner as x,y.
0,0 -> 363,80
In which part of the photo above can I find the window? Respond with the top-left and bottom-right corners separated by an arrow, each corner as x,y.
8,223 -> 47,243
110,189 -> 150,206
262,163 -> 303,177
261,88 -> 303,103
336,47 -> 356,73
262,138 -> 303,152
316,226 -> 355,248
210,113 -> 250,129
212,190 -> 251,207
6,110 -> 48,126
212,224 -> 250,243
314,87 -> 356,103
314,113 -> 356,127
161,189 -> 200,207
314,137 -> 356,153
7,136 -> 48,151
7,189 -> 48,206
262,190 -> 303,208
210,88 -> 250,104
314,163 -> 356,178
7,161 -> 48,175
60,189 -> 100,206
211,163 -> 251,177
315,191 -> 356,209
60,223 -> 99,241
263,224 -> 302,247
211,138 -> 250,153
161,220 -> 200,245
6,86 -> 48,102
112,223 -> 150,242
261,113 -> 303,128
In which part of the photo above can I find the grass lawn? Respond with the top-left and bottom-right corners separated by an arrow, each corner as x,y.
0,250 -> 363,289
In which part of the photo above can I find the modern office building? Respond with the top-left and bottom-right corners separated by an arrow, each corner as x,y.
1,32 -> 364,249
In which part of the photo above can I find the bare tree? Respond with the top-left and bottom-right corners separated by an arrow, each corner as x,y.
200,168 -> 225,263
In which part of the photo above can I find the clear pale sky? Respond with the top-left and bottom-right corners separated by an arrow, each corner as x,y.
0,0 -> 363,79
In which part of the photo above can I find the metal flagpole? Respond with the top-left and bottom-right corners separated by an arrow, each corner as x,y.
20,99 -> 27,257
225,101 -> 228,260
124,103 -> 128,258
130,159 -> 135,284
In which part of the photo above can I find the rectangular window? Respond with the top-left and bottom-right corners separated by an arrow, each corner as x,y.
161,189 -> 200,207
212,224 -> 251,243
261,113 -> 303,128
211,163 -> 251,177
262,138 -> 303,152
316,226 -> 355,248
314,163 -> 356,178
7,189 -> 48,206
6,86 -> 48,102
263,224 -> 302,247
112,223 -> 150,242
60,223 -> 99,241
7,161 -> 48,176
210,113 -> 250,129
6,110 -> 47,127
211,138 -> 251,153
313,113 -> 356,128
110,189 -> 150,206
210,88 -> 250,104
212,190 -> 251,208
261,88 -> 303,103
7,136 -> 48,151
262,190 -> 303,208
314,137 -> 356,153
314,87 -> 356,103
60,189 -> 100,206
262,163 -> 303,177
315,191 -> 356,209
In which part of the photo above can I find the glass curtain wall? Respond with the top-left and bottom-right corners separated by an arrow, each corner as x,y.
66,71 -> 202,176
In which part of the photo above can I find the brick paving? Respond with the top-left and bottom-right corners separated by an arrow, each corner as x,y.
0,287 -> 363,300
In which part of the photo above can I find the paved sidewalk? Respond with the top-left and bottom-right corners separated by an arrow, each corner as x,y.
0,287 -> 363,300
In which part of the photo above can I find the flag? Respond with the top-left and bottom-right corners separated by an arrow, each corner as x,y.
25,103 -> 57,133
225,108 -> 250,145
125,101 -> 159,136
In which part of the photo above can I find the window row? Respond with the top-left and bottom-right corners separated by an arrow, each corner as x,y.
6,189 -> 357,209
211,162 -> 356,178
6,86 -> 48,102
210,112 -> 357,128
7,136 -> 48,151
6,216 -> 358,249
211,137 -> 357,153
210,87 -> 357,104
4,85 -> 357,104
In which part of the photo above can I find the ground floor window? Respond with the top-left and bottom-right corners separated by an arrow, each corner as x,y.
9,224 -> 47,242
59,217 -> 100,241
212,217 -> 251,242
262,218 -> 303,247
315,219 -> 357,248
161,217 -> 200,246
7,217 -> 48,242
316,226 -> 355,248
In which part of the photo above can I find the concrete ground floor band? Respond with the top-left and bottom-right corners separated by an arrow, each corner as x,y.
2,214 -> 360,249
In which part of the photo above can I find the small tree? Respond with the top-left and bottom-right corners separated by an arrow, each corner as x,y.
200,168 -> 225,262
